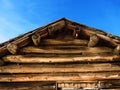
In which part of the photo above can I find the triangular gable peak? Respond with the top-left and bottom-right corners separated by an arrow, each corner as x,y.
0,18 -> 120,57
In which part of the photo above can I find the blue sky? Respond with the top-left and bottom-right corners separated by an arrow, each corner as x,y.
0,0 -> 120,43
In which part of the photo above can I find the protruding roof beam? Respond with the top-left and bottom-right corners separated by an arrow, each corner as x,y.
88,34 -> 99,47
32,33 -> 41,46
66,23 -> 118,48
7,43 -> 18,54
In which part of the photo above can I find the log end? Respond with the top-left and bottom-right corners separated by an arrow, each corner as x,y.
114,45 -> 120,55
32,34 -> 41,46
88,34 -> 99,47
7,43 -> 18,54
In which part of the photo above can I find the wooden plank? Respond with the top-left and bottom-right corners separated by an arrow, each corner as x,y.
20,46 -> 113,54
41,39 -> 88,46
0,72 -> 120,82
0,63 -> 120,73
3,55 -> 120,63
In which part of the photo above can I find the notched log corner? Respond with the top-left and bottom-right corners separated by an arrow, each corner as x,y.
32,33 -> 41,46
7,43 -> 18,54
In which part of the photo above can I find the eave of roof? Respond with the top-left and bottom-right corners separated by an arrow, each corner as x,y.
0,18 -> 120,46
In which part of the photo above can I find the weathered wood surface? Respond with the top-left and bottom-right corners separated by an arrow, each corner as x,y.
88,34 -> 99,47
0,82 -> 55,90
7,43 -> 18,54
0,59 -> 4,66
0,19 -> 120,90
0,81 -> 120,90
114,45 -> 120,55
0,63 -> 120,73
12,36 -> 31,48
38,45 -> 112,50
47,20 -> 65,36
0,20 -> 65,57
41,39 -> 88,46
0,72 -> 120,82
20,46 -> 113,54
81,28 -> 117,48
3,55 -> 120,63
31,34 -> 41,46
0,37 -> 31,57
0,80 -> 120,90
57,80 -> 120,89
0,46 -> 8,57
66,23 -> 118,47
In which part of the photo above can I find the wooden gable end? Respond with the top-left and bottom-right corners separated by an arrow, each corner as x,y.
0,18 -> 120,90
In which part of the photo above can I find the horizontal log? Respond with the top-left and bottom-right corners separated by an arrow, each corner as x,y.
0,81 -> 120,90
0,72 -> 120,82
58,80 -> 120,89
40,45 -> 113,50
0,86 -> 55,90
0,63 -> 120,73
3,55 -> 120,63
0,82 -> 55,90
20,46 -> 113,54
41,39 -> 88,46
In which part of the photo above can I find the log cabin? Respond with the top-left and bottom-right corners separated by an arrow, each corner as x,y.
0,18 -> 120,90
